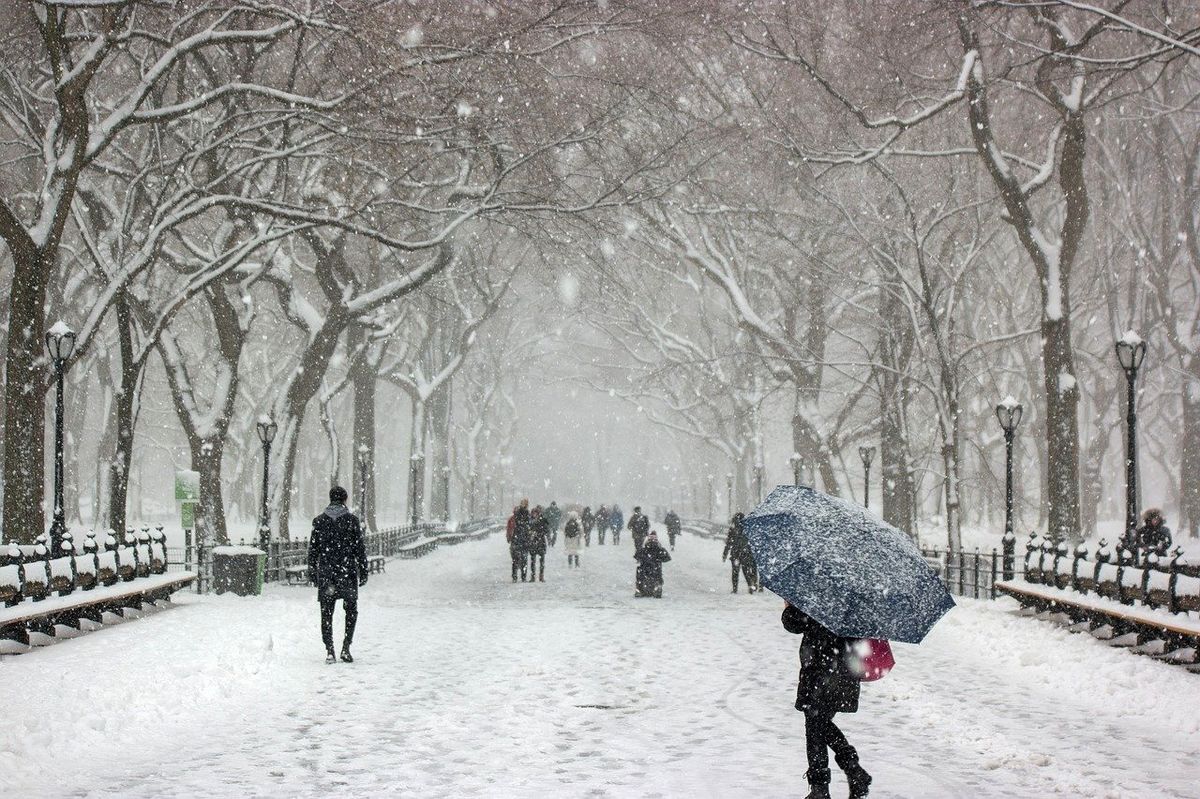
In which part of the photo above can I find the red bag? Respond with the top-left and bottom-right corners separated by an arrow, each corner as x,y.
846,639 -> 895,682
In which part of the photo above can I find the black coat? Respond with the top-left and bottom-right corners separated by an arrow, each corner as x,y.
782,606 -> 859,715
1136,522 -> 1172,557
664,512 -> 681,537
629,512 -> 650,537
723,522 -> 752,562
634,539 -> 671,588
307,504 -> 367,599
529,517 -> 550,555
581,508 -> 595,531
512,507 -> 532,551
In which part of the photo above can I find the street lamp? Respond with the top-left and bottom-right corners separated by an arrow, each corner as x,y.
410,451 -> 426,525
45,321 -> 76,555
726,472 -> 734,516
485,475 -> 493,516
440,464 -> 451,522
995,397 -> 1023,564
858,446 -> 876,510
789,452 -> 803,487
707,474 -> 715,520
753,463 -> 764,503
256,415 -> 277,551
1116,330 -> 1147,561
357,444 -> 370,526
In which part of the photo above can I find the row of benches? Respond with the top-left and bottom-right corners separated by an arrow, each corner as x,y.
1,529 -> 195,649
997,533 -> 1200,671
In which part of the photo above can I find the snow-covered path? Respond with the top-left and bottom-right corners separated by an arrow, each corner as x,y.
3,531 -> 1199,798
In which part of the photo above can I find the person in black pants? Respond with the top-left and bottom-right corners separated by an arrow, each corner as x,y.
511,499 -> 531,582
307,486 -> 368,663
781,604 -> 871,799
723,513 -> 758,593
528,506 -> 550,582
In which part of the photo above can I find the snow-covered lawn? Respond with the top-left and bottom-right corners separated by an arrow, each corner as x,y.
2,532 -> 1198,798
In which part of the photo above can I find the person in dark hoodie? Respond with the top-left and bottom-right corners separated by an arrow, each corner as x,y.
307,486 -> 368,664
633,531 -> 672,598
782,603 -> 871,799
528,505 -> 550,582
511,499 -> 532,582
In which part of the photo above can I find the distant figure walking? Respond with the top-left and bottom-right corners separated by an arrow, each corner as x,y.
781,604 -> 871,799
634,531 -> 671,598
581,506 -> 595,547
628,506 -> 650,551
610,505 -> 624,545
563,511 -> 583,568
307,486 -> 368,664
510,499 -> 532,582
723,512 -> 759,594
595,504 -> 610,545
529,506 -> 550,582
545,501 -> 563,547
664,509 -> 681,550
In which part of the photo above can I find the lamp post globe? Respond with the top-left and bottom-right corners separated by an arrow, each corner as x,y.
858,446 -> 876,509
45,321 -> 76,555
1115,331 -> 1146,561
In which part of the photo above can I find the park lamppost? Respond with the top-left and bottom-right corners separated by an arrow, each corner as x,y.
753,463 -> 764,503
789,452 -> 803,487
485,475 -> 493,516
726,473 -> 734,517
410,452 -> 426,525
440,465 -> 451,521
256,415 -> 277,551
858,446 -> 876,509
1116,331 -> 1147,560
995,396 -> 1023,577
45,321 -> 77,555
707,474 -> 715,519
357,445 -> 370,525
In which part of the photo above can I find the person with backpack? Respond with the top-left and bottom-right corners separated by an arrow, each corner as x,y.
563,511 -> 583,568
634,530 -> 672,597
307,486 -> 368,664
628,505 -> 650,551
723,512 -> 758,594
664,509 -> 682,550
528,506 -> 550,582
782,603 -> 872,799
595,504 -> 610,545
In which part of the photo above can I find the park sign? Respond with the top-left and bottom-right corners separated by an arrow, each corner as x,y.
175,470 -> 200,502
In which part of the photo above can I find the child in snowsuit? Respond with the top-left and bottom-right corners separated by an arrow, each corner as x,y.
634,531 -> 671,598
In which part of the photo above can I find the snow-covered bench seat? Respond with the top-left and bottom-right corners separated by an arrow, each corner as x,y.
996,579 -> 1200,659
397,537 -> 438,559
0,529 -> 193,650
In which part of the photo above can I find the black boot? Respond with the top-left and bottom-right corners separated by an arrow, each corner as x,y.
804,768 -> 831,799
836,752 -> 871,798
325,649 -> 336,664
340,646 -> 354,663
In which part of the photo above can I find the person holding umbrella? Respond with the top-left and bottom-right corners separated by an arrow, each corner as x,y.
782,603 -> 870,798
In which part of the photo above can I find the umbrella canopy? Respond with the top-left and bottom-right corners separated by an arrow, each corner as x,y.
744,485 -> 954,644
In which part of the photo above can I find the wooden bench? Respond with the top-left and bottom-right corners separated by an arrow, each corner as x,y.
1,529 -> 194,650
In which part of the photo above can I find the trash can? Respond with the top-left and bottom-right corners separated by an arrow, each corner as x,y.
212,546 -> 266,596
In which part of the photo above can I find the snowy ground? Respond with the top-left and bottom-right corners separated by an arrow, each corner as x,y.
2,531 -> 1199,798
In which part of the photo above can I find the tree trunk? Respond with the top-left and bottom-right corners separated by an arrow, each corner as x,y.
106,293 -> 138,537
428,382 -> 452,521
352,356 -> 378,532
408,400 -> 428,524
1181,372 -> 1200,538
1042,316 -> 1082,542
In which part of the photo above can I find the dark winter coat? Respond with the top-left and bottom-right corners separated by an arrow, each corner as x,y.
723,521 -> 753,563
781,606 -> 860,715
545,503 -> 563,531
1136,522 -> 1173,558
595,506 -> 609,530
529,516 -> 550,555
664,512 -> 681,538
512,507 -> 532,552
634,539 -> 672,595
307,504 -> 368,600
581,508 -> 595,532
610,508 -> 624,531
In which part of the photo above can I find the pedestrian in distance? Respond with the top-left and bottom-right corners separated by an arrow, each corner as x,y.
563,511 -> 583,568
781,603 -> 872,799
628,505 -> 650,551
511,499 -> 532,582
634,530 -> 671,598
545,501 -> 563,547
529,506 -> 550,582
610,505 -> 624,545
664,509 -> 682,550
595,503 -> 609,545
581,506 -> 595,547
306,486 -> 368,664
1135,508 -> 1173,563
723,512 -> 759,594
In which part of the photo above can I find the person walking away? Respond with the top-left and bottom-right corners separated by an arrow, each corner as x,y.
664,509 -> 682,551
595,504 -> 609,545
610,505 -> 624,545
307,486 -> 368,664
723,512 -> 757,594
545,501 -> 563,547
563,511 -> 583,568
529,506 -> 550,582
581,506 -> 595,547
634,531 -> 672,597
629,506 -> 650,551
1136,508 -> 1173,562
512,499 -> 532,582
781,604 -> 871,799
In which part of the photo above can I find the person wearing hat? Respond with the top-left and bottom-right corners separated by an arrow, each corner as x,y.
628,505 -> 650,551
633,530 -> 671,598
307,485 -> 368,663
1135,508 -> 1173,563
563,510 -> 584,568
